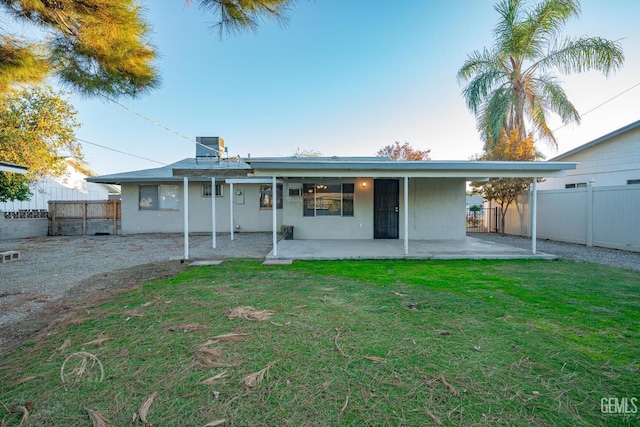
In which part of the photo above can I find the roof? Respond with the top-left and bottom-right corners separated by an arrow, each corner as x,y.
0,161 -> 28,174
245,158 -> 577,179
88,156 -> 578,183
550,119 -> 640,161
87,158 -> 251,184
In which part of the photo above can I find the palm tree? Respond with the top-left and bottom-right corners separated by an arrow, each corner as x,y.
458,0 -> 624,149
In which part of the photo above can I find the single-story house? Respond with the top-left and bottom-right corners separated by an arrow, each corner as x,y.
538,119 -> 640,190
88,139 -> 577,258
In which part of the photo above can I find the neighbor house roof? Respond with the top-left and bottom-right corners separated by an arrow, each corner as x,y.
550,119 -> 640,161
87,158 -> 251,184
245,158 -> 577,179
0,161 -> 28,174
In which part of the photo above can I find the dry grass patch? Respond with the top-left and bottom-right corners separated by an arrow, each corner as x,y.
227,306 -> 275,321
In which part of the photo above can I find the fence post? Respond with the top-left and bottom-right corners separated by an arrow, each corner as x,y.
113,199 -> 118,235
586,178 -> 595,247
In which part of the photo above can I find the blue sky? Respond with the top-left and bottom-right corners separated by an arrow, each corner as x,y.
66,0 -> 640,175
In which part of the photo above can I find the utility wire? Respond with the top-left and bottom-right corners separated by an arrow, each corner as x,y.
77,137 -> 168,166
98,94 -> 219,154
553,81 -> 640,132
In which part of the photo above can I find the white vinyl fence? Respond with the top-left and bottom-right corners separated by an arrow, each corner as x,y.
503,184 -> 640,252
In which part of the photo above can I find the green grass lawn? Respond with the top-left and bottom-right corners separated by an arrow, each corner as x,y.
1,259 -> 638,426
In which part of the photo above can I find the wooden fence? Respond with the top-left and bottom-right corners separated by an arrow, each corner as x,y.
48,200 -> 121,236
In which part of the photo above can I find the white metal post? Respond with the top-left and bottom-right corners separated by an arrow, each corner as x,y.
586,178 -> 595,247
230,182 -> 234,241
531,178 -> 537,254
183,177 -> 189,260
272,176 -> 278,256
404,176 -> 409,255
211,177 -> 216,248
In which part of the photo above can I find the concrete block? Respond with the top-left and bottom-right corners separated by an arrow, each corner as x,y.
0,251 -> 20,262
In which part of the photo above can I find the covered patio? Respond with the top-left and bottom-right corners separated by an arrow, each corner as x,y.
266,236 -> 558,260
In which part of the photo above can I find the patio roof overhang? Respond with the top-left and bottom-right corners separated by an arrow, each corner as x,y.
0,161 -> 28,174
244,159 -> 578,179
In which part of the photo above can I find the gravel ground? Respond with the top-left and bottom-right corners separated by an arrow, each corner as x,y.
0,232 -> 272,351
1,232 -> 638,353
472,233 -> 640,272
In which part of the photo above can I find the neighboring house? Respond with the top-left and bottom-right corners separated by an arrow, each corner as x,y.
0,157 -> 119,212
88,139 -> 576,253
538,119 -> 640,190
0,161 -> 28,174
500,121 -> 640,252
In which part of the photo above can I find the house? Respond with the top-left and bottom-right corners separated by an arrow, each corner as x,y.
88,138 -> 577,258
0,157 -> 120,212
0,161 -> 28,174
538,119 -> 640,190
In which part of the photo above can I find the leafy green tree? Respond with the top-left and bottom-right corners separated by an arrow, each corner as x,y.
0,86 -> 80,202
0,0 -> 294,97
0,171 -> 30,202
377,141 -> 431,160
458,0 -> 624,148
471,129 -> 543,233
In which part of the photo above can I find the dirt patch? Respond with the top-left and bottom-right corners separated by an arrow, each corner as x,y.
0,261 -> 185,354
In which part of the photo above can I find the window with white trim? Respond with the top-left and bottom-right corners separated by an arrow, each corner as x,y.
303,183 -> 354,217
139,185 -> 179,211
565,182 -> 587,189
202,183 -> 223,197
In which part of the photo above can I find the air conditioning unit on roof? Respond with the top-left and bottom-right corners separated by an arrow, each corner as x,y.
196,137 -> 225,158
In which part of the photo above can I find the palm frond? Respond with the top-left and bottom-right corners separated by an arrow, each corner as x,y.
535,36 -> 624,76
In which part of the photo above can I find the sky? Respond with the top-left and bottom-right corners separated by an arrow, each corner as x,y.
54,0 -> 640,175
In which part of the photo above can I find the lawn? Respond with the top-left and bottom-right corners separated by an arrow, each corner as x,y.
1,259 -> 638,426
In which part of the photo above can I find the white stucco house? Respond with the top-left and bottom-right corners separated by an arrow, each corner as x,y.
88,139 -> 577,257
539,119 -> 640,190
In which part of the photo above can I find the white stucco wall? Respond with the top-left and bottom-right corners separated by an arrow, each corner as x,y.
280,177 -> 466,240
120,181 -> 279,234
539,127 -> 640,189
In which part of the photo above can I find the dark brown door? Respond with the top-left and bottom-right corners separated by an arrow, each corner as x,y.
374,179 -> 399,239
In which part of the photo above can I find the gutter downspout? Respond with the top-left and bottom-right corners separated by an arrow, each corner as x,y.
404,176 -> 409,255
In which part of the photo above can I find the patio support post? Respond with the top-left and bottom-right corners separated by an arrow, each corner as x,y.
230,182 -> 234,241
531,178 -> 537,254
183,177 -> 189,260
404,176 -> 409,255
211,178 -> 216,248
272,175 -> 278,256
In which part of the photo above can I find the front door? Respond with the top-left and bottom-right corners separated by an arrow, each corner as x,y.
374,179 -> 399,239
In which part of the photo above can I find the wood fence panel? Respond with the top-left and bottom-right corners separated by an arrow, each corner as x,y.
48,200 -> 121,236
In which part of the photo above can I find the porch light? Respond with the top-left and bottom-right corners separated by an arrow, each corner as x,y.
361,182 -> 367,188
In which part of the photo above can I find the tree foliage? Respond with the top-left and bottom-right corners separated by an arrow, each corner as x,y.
471,128 -> 543,232
458,0 -> 624,148
0,86 -> 80,202
377,141 -> 431,160
0,0 -> 295,97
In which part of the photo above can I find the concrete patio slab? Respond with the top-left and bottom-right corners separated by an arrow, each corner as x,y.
189,260 -> 224,266
266,237 -> 558,261
263,259 -> 293,265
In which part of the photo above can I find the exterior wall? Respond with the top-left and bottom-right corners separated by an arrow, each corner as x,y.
539,128 -> 640,189
408,178 -> 466,240
504,185 -> 640,252
281,177 -> 466,240
120,181 -> 278,234
282,178 -> 372,239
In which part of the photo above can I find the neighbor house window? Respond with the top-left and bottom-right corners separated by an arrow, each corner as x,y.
139,185 -> 179,211
202,183 -> 223,197
565,183 -> 587,189
259,184 -> 282,209
303,183 -> 354,217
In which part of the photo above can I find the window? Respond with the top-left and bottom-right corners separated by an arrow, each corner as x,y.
303,183 -> 354,217
202,183 -> 223,197
259,184 -> 282,209
139,185 -> 179,211
627,179 -> 640,185
565,182 -> 587,189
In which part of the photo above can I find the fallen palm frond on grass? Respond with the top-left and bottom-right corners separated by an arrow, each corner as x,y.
204,420 -> 226,426
243,362 -> 277,389
200,371 -> 228,385
137,391 -> 157,426
439,374 -> 459,397
364,356 -> 386,364
210,332 -> 250,342
85,407 -> 108,427
334,329 -> 348,358
227,306 -> 275,322
82,333 -> 110,347
194,346 -> 225,369
2,402 -> 30,426
168,323 -> 207,332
